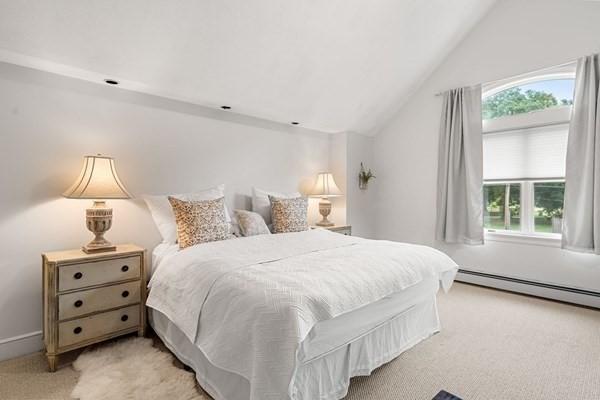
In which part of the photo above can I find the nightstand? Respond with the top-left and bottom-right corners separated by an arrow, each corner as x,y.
42,244 -> 146,371
312,225 -> 352,236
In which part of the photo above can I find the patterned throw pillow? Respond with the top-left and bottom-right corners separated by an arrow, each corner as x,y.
168,196 -> 230,249
269,195 -> 309,233
234,210 -> 272,237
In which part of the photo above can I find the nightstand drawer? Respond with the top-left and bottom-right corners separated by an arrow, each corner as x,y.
58,256 -> 141,291
58,281 -> 141,320
58,305 -> 140,348
333,227 -> 352,235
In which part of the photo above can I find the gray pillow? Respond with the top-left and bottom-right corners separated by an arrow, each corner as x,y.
234,210 -> 271,237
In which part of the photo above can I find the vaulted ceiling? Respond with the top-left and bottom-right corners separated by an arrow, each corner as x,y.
0,0 -> 496,135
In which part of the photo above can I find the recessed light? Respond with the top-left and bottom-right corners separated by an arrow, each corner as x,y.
104,79 -> 119,85
221,106 -> 231,110
291,121 -> 299,125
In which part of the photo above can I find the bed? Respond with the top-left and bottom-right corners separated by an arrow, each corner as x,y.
146,229 -> 457,400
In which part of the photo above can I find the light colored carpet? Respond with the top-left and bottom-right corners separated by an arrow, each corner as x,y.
1,283 -> 599,400
344,283 -> 600,400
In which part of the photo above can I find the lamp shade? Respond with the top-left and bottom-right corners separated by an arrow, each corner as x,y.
63,155 -> 131,199
310,172 -> 342,198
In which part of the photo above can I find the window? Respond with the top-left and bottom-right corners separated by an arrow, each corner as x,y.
484,183 -> 521,231
533,181 -> 565,234
482,65 -> 574,238
483,79 -> 574,119
483,180 -> 565,236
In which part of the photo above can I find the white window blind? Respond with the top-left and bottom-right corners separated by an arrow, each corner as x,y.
483,124 -> 568,180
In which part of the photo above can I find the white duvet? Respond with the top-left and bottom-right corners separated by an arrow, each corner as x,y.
146,229 -> 458,400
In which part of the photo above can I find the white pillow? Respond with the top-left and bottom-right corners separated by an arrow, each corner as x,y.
252,187 -> 301,226
144,184 -> 231,244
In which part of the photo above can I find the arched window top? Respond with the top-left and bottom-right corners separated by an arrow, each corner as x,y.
482,63 -> 576,121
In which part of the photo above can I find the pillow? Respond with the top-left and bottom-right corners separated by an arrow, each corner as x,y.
144,184 -> 231,243
229,213 -> 242,237
268,196 -> 309,233
234,210 -> 271,237
168,196 -> 230,249
252,187 -> 301,226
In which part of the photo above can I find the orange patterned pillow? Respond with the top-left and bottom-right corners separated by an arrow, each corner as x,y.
168,196 -> 230,249
269,196 -> 309,233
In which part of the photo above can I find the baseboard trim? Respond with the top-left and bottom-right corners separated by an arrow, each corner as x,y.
0,331 -> 43,362
456,269 -> 600,309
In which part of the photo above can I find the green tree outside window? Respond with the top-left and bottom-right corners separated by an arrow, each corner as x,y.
483,87 -> 573,120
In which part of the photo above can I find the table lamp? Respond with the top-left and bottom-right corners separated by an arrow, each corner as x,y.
63,155 -> 131,253
310,172 -> 342,227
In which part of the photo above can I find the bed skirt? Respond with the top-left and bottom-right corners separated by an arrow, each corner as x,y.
150,293 -> 440,400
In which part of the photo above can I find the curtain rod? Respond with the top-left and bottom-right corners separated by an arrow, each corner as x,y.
433,59 -> 578,97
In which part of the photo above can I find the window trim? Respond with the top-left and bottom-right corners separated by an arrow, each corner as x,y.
485,229 -> 561,248
483,107 -> 571,134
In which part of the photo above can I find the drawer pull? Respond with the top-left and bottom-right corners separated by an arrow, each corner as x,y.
121,290 -> 130,298
73,327 -> 82,334
74,300 -> 83,308
121,265 -> 129,272
74,272 -> 83,280
121,315 -> 129,322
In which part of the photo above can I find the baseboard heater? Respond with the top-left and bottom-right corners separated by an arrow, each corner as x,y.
457,269 -> 600,308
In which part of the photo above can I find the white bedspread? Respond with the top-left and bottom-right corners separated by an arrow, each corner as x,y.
146,229 -> 458,400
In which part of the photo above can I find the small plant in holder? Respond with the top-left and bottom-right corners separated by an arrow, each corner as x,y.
358,162 -> 376,190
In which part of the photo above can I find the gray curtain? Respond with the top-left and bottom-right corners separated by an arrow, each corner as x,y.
436,85 -> 484,244
562,54 -> 600,254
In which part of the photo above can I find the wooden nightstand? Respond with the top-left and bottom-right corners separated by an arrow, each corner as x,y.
312,225 -> 352,236
42,244 -> 146,371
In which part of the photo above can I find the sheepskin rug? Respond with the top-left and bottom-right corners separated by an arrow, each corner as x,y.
71,337 -> 207,400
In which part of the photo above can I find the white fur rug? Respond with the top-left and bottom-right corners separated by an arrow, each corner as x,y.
71,338 -> 207,400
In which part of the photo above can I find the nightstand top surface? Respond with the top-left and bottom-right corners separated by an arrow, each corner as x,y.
311,225 -> 351,230
43,244 -> 144,263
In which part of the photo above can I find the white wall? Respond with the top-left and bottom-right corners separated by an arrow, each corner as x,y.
346,133 -> 375,238
373,0 -> 600,297
328,133 -> 348,227
0,62 -> 334,359
327,132 -> 376,238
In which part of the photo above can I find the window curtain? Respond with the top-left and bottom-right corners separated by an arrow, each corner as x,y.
562,54 -> 600,254
436,85 -> 484,244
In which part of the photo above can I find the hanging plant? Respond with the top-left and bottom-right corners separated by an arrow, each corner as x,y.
358,162 -> 375,190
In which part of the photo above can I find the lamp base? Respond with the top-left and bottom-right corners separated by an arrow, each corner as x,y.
316,198 -> 335,227
83,201 -> 116,254
82,243 -> 117,254
316,220 -> 335,227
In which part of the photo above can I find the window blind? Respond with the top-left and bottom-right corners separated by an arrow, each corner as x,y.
483,124 -> 568,180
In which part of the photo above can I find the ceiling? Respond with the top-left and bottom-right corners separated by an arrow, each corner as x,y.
0,0 -> 496,135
